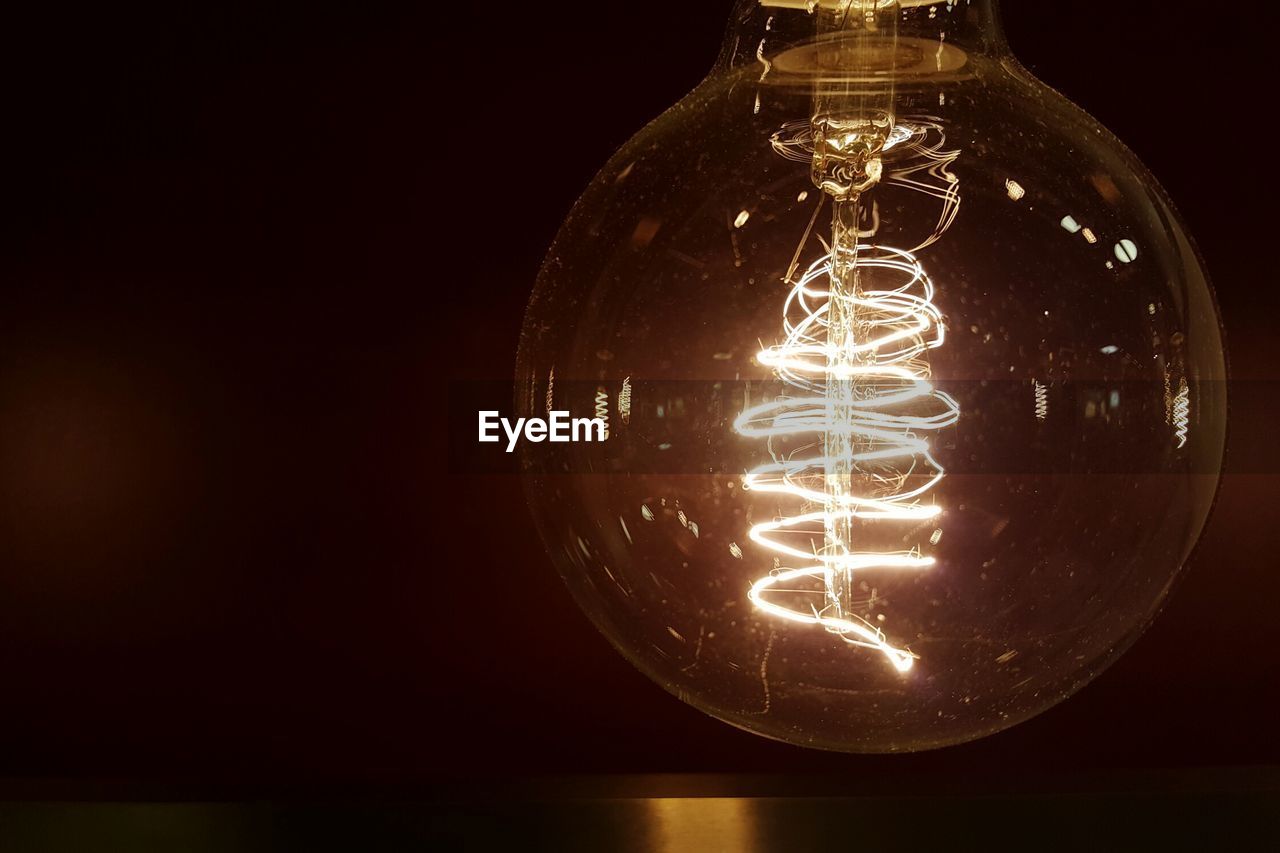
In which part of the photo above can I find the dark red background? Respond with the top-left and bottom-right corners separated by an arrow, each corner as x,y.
1,1 -> 1275,789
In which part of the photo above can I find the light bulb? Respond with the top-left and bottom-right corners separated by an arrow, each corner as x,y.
517,0 -> 1226,752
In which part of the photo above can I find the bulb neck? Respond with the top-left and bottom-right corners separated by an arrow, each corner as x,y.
715,0 -> 1008,76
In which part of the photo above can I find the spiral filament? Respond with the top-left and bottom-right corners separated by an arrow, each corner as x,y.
595,387 -> 611,440
1172,377 -> 1190,449
618,377 -> 633,425
737,119 -> 960,673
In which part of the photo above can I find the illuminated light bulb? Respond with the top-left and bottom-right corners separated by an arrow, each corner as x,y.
517,0 -> 1226,752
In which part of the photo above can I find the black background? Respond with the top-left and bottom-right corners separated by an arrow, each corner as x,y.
2,1 -> 1277,791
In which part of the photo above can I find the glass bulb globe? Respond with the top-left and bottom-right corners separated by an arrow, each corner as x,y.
516,0 -> 1226,752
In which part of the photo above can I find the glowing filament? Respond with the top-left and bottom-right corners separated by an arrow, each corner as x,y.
1173,378 -> 1190,449
619,377 -> 633,425
737,244 -> 959,673
1034,380 -> 1049,421
595,387 -> 611,440
739,117 -> 960,673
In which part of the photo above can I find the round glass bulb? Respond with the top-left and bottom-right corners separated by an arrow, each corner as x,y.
517,0 -> 1226,752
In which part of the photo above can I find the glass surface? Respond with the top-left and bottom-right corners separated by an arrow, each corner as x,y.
516,0 -> 1226,752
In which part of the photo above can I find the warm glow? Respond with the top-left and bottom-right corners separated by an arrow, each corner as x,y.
736,235 -> 959,672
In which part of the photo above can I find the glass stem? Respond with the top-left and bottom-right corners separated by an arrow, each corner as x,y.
824,194 -> 867,619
